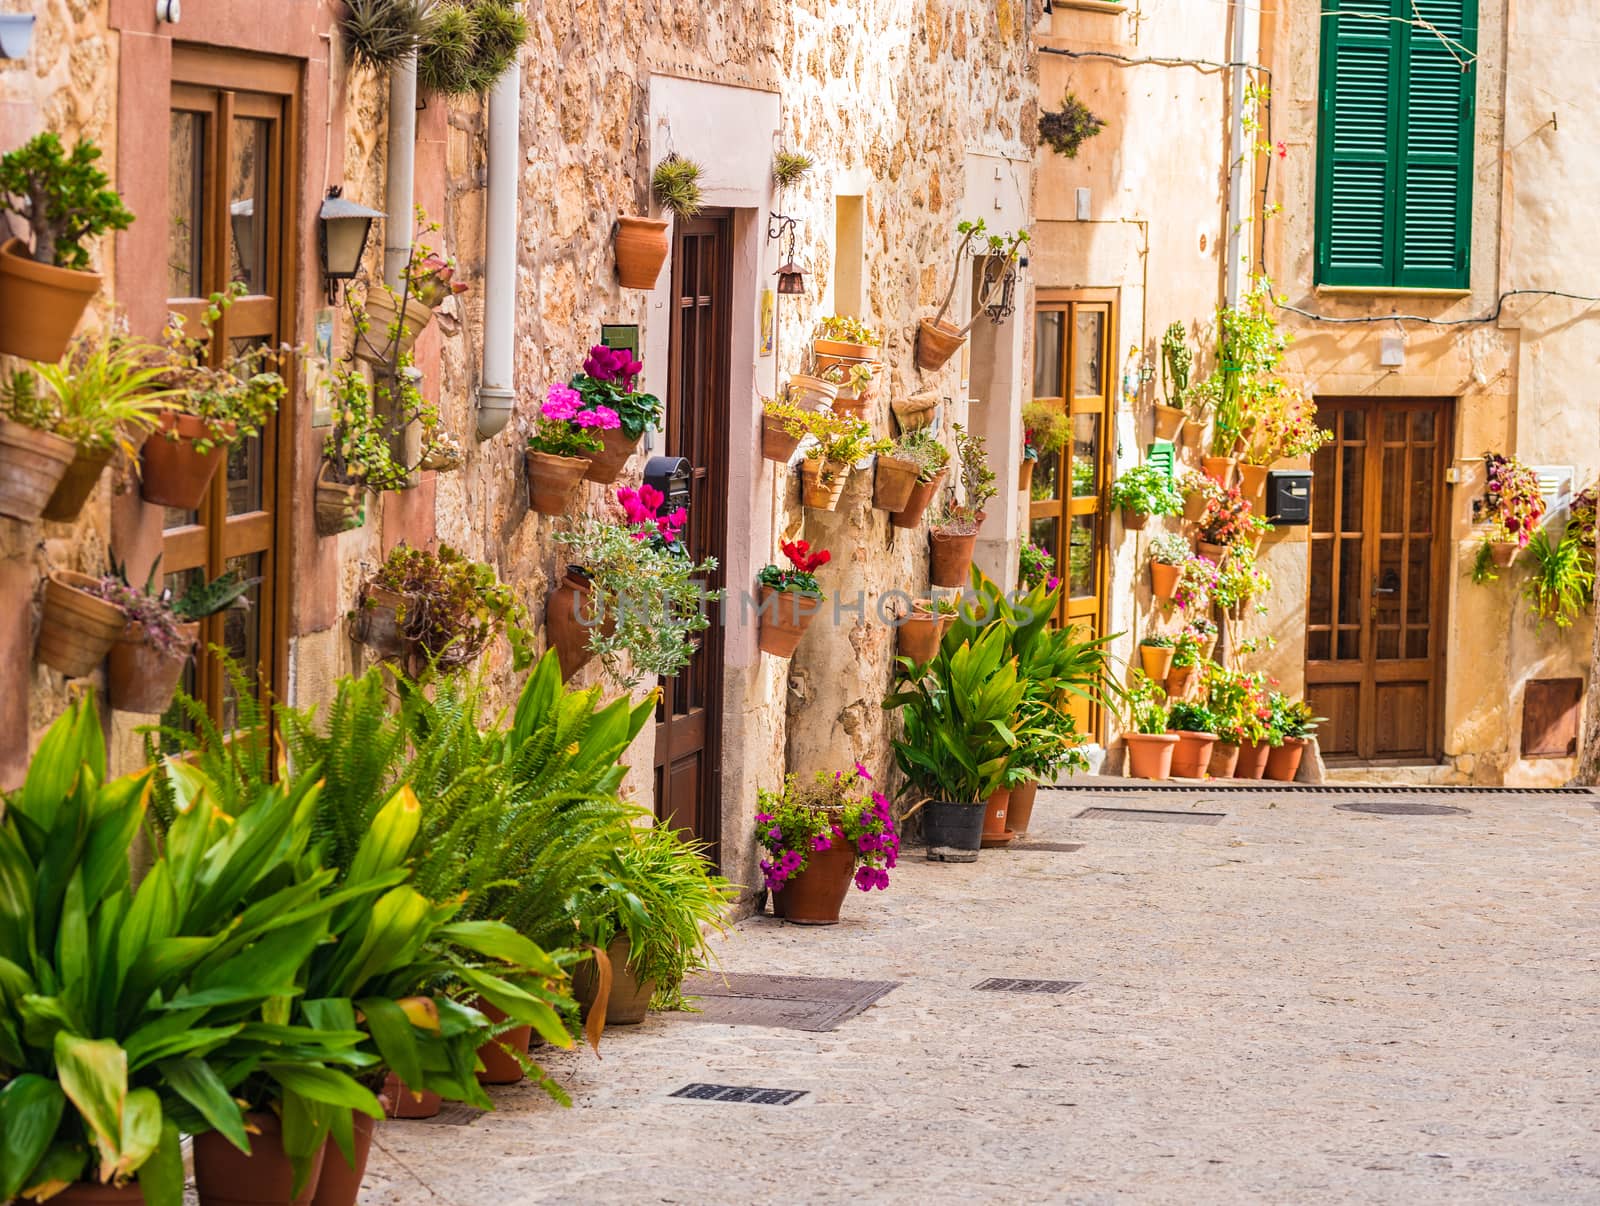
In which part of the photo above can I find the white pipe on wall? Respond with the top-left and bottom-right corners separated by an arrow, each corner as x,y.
1224,0 -> 1248,307
383,53 -> 417,289
477,56 -> 521,438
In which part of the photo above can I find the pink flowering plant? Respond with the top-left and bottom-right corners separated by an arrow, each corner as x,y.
527,382 -> 615,458
572,344 -> 663,439
1480,452 -> 1545,547
1018,541 -> 1059,591
755,765 -> 899,895
1174,553 -> 1220,613
617,483 -> 689,555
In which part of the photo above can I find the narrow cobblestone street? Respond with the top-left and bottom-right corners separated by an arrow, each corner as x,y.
363,786 -> 1600,1204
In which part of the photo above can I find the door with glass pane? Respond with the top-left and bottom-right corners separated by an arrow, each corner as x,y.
1305,399 -> 1450,761
1029,295 -> 1114,739
166,52 -> 296,727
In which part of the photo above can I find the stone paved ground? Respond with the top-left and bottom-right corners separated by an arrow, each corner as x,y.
362,786 -> 1600,1205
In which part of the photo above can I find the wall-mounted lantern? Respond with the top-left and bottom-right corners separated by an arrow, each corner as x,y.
0,14 -> 36,59
767,212 -> 808,296
318,187 -> 383,304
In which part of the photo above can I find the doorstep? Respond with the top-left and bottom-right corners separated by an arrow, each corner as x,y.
1323,763 -> 1468,787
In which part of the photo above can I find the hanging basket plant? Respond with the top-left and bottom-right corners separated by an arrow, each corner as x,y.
351,543 -> 532,671
652,154 -> 705,219
342,0 -> 429,70
916,218 -> 1029,372
1038,90 -> 1106,159
417,0 -> 529,96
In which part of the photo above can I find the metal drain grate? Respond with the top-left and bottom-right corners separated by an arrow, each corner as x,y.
670,1083 -> 808,1106
1011,840 -> 1085,852
1076,807 -> 1225,825
676,973 -> 899,1033
1335,801 -> 1470,817
410,1102 -> 484,1126
974,978 -> 1083,994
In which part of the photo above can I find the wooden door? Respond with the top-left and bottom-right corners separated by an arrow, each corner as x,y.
1305,398 -> 1451,761
654,214 -> 731,865
1028,295 -> 1114,740
164,49 -> 298,729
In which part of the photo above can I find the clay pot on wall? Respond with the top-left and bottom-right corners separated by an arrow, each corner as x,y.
615,216 -> 670,290
896,602 -> 949,665
1007,781 -> 1040,835
1265,736 -> 1307,782
761,410 -> 801,462
350,584 -> 414,661
525,449 -> 592,515
1182,486 -> 1209,522
914,318 -> 965,371
757,585 -> 822,658
545,567 -> 604,679
1124,732 -> 1179,780
890,469 -> 946,529
1150,560 -> 1180,601
1488,540 -> 1520,568
1200,456 -> 1235,487
36,571 -> 124,678
1197,541 -> 1228,562
1137,642 -> 1175,681
309,1113 -> 378,1206
928,527 -> 977,588
107,620 -> 197,714
141,412 -> 230,510
891,393 -> 938,433
1207,741 -> 1241,778
0,236 -> 101,362
872,455 -> 920,512
1018,457 -> 1036,494
1233,739 -> 1271,780
1165,662 -> 1196,700
1237,462 -> 1270,506
829,390 -> 869,421
787,374 -> 837,412
813,336 -> 879,364
1169,729 -> 1217,778
921,799 -> 984,862
1121,505 -> 1151,531
353,292 -> 434,365
572,933 -> 655,1026
42,445 -> 114,523
772,840 -> 856,924
799,458 -> 850,510
193,1111 -> 325,1206
0,416 -> 75,522
583,427 -> 640,484
980,787 -> 1013,847
1153,403 -> 1186,441
314,462 -> 366,537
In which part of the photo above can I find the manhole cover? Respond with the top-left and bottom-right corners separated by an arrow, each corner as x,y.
1012,841 -> 1085,852
670,1083 -> 808,1106
974,978 -> 1083,994
407,1102 -> 484,1126
1334,801 -> 1470,816
1076,807 -> 1224,825
676,973 -> 899,1032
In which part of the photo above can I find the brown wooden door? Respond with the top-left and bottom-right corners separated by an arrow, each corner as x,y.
654,214 -> 731,864
164,49 -> 298,729
1305,399 -> 1451,761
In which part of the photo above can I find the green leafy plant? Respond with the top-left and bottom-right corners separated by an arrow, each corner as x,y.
417,0 -> 528,95
342,0 -> 429,69
1167,699 -> 1219,734
768,399 -> 889,470
573,344 -> 660,440
1174,553 -> 1221,613
1110,464 -> 1183,518
928,218 -> 1030,338
1193,279 -> 1289,458
889,427 -> 951,483
772,150 -> 814,189
1170,631 -> 1201,669
363,543 -> 533,671
651,154 -> 704,219
1521,526 -> 1594,628
154,285 -> 288,453
1213,542 -> 1272,614
949,422 -> 997,519
1018,540 -> 1057,591
758,538 -> 829,596
815,315 -> 880,347
18,329 -> 176,457
323,364 -> 414,492
1268,692 -> 1322,741
1159,322 -> 1192,410
1124,670 -> 1169,734
0,132 -> 133,270
1202,661 -> 1270,744
1139,634 -> 1174,649
1022,402 -> 1072,457
1149,533 -> 1191,567
1238,380 -> 1330,466
1038,90 -> 1106,159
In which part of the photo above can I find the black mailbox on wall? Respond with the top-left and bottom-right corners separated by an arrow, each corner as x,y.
643,455 -> 692,511
1265,470 -> 1312,525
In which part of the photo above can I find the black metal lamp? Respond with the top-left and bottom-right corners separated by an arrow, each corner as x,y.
768,212 -> 808,296
775,261 -> 808,295
318,187 -> 383,304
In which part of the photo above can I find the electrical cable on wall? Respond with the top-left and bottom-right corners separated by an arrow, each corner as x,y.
1280,290 -> 1600,328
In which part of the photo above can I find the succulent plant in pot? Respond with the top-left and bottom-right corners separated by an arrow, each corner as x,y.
917,218 -> 1029,372
754,539 -> 829,658
928,425 -> 996,586
1109,463 -> 1183,530
352,543 -> 533,673
756,765 -> 898,925
1156,321 -> 1192,440
812,314 -> 881,378
769,401 -> 888,511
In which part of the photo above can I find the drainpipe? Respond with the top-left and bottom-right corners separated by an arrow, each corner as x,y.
476,58 -> 521,438
1224,0 -> 1248,307
383,53 -> 417,289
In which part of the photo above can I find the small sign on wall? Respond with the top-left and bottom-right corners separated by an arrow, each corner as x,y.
309,308 -> 335,427
759,289 -> 775,356
600,324 -> 639,359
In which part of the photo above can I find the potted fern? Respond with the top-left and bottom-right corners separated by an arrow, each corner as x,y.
0,133 -> 133,362
916,218 -> 1029,372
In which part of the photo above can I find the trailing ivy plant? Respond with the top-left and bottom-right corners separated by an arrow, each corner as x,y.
1038,90 -> 1106,159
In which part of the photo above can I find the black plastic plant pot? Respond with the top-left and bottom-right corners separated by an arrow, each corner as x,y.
922,799 -> 984,863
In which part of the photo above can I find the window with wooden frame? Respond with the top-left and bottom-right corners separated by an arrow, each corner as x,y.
164,48 -> 299,729
1028,293 -> 1114,739
1315,0 -> 1478,290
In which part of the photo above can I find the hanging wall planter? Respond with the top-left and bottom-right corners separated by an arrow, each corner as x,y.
1237,462 -> 1270,506
107,620 -> 198,714
525,449 -> 593,515
1137,639 -> 1175,681
928,525 -> 977,588
582,426 -> 640,484
314,461 -> 367,536
0,237 -> 104,363
349,583 -> 415,661
872,454 -> 920,512
757,585 -> 822,657
615,216 -> 670,290
141,412 -> 231,510
35,570 -> 123,678
41,445 -> 114,523
761,409 -> 801,462
353,291 -> 435,365
1153,403 -> 1186,441
0,417 -> 75,522
799,458 -> 850,510
787,373 -> 837,412
891,392 -> 938,433
1018,457 -> 1036,494
890,467 -> 946,530
896,600 -> 951,665
545,565 -> 600,679
1200,455 -> 1235,487
914,317 -> 965,372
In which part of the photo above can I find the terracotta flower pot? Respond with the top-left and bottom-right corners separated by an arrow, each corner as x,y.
474,998 -> 532,1085
1233,738 -> 1271,780
583,427 -> 640,484
1196,635 -> 1217,663
381,1074 -> 440,1120
1007,781 -> 1040,835
1169,730 -> 1217,778
1151,560 -> 1181,601
799,458 -> 850,510
771,840 -> 856,925
1237,462 -> 1270,506
353,292 -> 434,365
141,412 -> 229,510
46,1185 -> 145,1204
350,584 -> 414,660
1182,487 -> 1209,522
787,373 -> 837,411
1207,741 -> 1240,778
0,417 -> 76,522
36,570 -> 124,678
1265,735 -> 1307,782
310,1112 -> 377,1206
42,444 -> 115,523
1124,732 -> 1179,780
1489,540 -> 1520,568
314,461 -> 366,536
872,454 -> 920,512
896,605 -> 949,665
980,787 -> 1013,847
757,584 -> 822,658
921,799 -> 984,862
915,317 -> 965,371
194,1110 -> 325,1206
1018,457 -> 1036,494
0,237 -> 101,362
1138,643 -> 1175,681
546,568 -> 603,679
614,215 -> 670,290
813,336 -> 878,363
1197,540 -> 1228,562
891,469 -> 946,529
891,392 -> 938,433
107,620 -> 197,713
761,411 -> 801,462
1121,506 -> 1151,531
1165,662 -> 1196,699
525,449 -> 592,515
828,391 -> 869,421
1153,403 -> 1186,441
1201,456 -> 1235,487
929,527 -> 977,588
572,934 -> 655,1025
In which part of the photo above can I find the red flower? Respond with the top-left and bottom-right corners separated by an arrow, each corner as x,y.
782,539 -> 831,574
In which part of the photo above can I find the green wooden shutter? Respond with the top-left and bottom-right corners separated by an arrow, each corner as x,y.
1315,0 -> 1477,289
